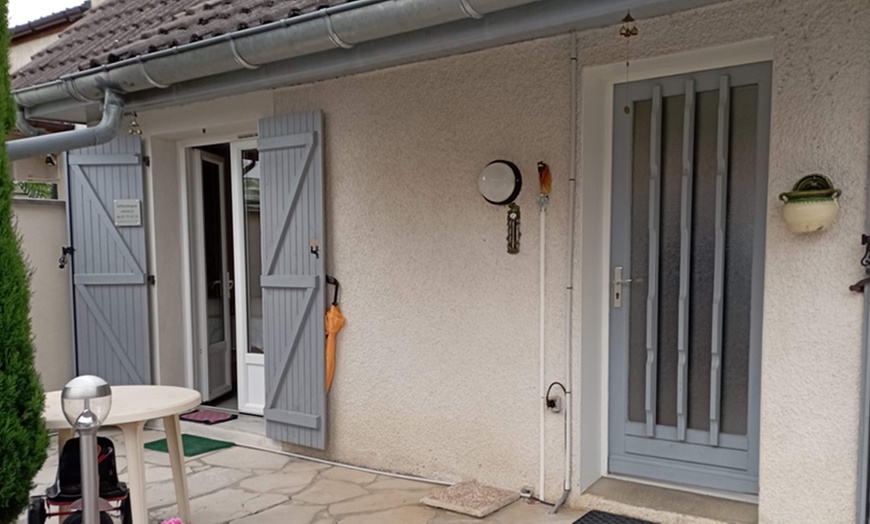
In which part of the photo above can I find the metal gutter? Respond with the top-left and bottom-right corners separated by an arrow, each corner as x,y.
7,90 -> 123,161
13,0 -> 543,111
17,0 -> 728,122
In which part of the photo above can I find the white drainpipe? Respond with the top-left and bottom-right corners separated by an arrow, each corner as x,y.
551,33 -> 578,514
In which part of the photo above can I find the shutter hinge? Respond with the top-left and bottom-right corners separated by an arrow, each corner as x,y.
148,274 -> 156,285
142,155 -> 151,167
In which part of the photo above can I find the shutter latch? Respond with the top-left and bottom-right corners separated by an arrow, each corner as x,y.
58,246 -> 74,269
310,239 -> 320,259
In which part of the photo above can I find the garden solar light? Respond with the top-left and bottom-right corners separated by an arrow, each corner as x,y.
62,375 -> 112,524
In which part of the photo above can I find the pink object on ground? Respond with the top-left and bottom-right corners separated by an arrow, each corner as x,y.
161,519 -> 183,524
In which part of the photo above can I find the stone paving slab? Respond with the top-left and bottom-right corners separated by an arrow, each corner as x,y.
422,481 -> 519,518
18,431 -> 583,524
294,479 -> 369,505
338,505 -> 439,523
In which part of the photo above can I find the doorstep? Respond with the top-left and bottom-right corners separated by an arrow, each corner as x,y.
146,412 -> 281,452
578,477 -> 758,524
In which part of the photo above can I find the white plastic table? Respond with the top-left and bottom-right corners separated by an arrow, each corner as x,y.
44,385 -> 202,524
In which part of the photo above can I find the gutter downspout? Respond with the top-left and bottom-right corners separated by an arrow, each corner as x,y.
7,90 -> 123,161
551,33 -> 579,515
15,108 -> 46,137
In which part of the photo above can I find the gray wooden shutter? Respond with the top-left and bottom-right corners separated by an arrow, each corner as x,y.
67,136 -> 151,385
258,111 -> 327,449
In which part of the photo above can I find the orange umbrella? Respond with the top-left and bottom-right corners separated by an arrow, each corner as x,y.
325,277 -> 345,393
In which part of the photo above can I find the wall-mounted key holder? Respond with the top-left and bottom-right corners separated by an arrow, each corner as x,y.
507,203 -> 521,254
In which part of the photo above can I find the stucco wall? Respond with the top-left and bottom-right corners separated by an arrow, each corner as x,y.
572,0 -> 870,521
12,201 -> 75,392
273,36 -> 573,490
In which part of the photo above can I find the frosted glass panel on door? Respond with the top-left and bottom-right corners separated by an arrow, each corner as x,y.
687,89 -> 718,431
655,94 -> 686,428
628,99 -> 651,424
720,85 -> 758,436
626,88 -> 756,436
242,149 -> 264,354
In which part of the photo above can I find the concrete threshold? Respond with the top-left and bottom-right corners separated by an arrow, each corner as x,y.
146,411 -> 280,452
579,478 -> 758,524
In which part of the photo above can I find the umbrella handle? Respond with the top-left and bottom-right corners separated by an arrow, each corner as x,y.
326,275 -> 340,306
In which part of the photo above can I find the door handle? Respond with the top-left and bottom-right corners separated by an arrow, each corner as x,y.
613,266 -> 632,308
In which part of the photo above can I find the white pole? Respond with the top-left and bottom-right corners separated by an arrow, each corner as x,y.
551,32 -> 578,514
538,202 -> 547,499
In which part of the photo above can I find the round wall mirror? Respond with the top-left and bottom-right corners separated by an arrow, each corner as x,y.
478,160 -> 522,205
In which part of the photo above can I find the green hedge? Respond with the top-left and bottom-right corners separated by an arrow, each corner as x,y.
0,0 -> 50,520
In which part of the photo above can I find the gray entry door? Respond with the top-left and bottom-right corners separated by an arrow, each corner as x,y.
258,111 -> 327,449
67,136 -> 151,385
608,62 -> 771,494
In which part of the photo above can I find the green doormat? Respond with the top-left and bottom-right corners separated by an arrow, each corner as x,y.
144,434 -> 235,457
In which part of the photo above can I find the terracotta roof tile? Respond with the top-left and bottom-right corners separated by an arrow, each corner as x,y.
13,0 -> 348,90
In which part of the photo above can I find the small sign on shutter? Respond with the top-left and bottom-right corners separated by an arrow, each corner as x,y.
113,199 -> 142,227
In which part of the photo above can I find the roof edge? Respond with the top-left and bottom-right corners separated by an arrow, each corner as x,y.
11,2 -> 90,41
13,0 -> 544,114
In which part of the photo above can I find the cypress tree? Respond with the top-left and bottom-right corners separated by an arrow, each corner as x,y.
0,0 -> 51,520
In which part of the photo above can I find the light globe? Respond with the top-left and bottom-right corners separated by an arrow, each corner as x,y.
61,375 -> 112,428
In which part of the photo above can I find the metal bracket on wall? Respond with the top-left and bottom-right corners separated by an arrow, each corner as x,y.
849,234 -> 870,292
58,245 -> 74,269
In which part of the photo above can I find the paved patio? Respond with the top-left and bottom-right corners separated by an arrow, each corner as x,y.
20,430 -> 585,524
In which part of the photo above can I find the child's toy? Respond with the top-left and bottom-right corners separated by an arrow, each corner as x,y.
27,436 -> 131,523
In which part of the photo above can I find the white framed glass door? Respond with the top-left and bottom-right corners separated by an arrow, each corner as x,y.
230,140 -> 265,415
191,150 -> 233,402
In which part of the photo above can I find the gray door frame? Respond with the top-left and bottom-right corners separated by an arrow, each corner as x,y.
608,61 -> 771,494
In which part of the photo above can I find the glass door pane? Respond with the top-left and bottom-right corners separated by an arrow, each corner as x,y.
242,149 -> 263,354
202,160 -> 226,346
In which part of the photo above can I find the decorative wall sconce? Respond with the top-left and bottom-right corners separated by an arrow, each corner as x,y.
779,174 -> 841,233
478,160 -> 522,254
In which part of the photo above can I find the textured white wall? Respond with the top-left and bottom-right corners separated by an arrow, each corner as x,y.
12,201 -> 75,392
573,0 -> 870,521
273,36 -> 573,490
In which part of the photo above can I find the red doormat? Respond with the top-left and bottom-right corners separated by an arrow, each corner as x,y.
180,409 -> 238,425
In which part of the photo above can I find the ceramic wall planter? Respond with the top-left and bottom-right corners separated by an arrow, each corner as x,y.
779,174 -> 841,233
